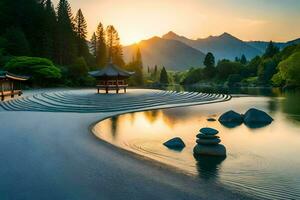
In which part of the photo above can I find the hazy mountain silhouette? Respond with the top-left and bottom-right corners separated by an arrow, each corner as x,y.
123,31 -> 300,71
123,36 -> 206,71
162,31 -> 262,60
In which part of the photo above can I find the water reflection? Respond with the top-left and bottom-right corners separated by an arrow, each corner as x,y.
111,116 -> 119,139
143,110 -> 159,124
281,92 -> 300,121
194,155 -> 226,180
93,91 -> 300,200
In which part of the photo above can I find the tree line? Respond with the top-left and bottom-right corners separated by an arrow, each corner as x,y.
178,41 -> 300,88
0,0 -> 145,87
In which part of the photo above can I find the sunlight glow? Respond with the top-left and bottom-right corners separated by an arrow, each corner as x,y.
53,0 -> 300,45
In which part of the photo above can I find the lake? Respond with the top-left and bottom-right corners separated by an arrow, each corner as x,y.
93,89 -> 300,200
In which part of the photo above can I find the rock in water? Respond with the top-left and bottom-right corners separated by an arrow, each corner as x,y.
218,110 -> 243,128
194,127 -> 226,157
196,134 -> 220,139
243,108 -> 273,128
193,144 -> 226,157
196,138 -> 221,145
199,127 -> 219,135
163,137 -> 185,150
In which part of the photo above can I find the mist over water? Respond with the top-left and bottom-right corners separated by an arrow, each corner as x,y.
94,90 -> 300,199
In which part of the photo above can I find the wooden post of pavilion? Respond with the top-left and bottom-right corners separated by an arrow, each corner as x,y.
10,80 -> 14,98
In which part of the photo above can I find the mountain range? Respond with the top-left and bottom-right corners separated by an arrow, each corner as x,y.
123,36 -> 206,71
123,31 -> 300,71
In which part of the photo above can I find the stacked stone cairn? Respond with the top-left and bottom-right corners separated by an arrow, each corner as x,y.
193,127 -> 226,157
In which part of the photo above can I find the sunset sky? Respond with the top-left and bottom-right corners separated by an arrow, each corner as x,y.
53,0 -> 300,45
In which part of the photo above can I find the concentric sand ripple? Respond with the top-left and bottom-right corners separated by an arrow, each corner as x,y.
0,89 -> 231,113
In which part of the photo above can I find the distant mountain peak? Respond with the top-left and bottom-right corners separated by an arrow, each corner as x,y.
219,32 -> 236,39
162,31 -> 188,41
164,31 -> 178,37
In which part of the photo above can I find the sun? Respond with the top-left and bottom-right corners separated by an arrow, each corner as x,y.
120,32 -> 146,46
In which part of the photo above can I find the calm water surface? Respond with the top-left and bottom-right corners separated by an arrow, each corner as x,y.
93,91 -> 300,200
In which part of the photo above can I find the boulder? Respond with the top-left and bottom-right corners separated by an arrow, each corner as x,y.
193,144 -> 226,157
218,110 -> 243,128
243,108 -> 273,128
199,127 -> 219,135
163,137 -> 185,150
196,138 -> 221,145
196,134 -> 220,139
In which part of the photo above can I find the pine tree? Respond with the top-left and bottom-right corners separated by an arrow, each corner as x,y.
74,9 -> 90,60
96,23 -> 107,67
240,54 -> 247,64
106,25 -> 124,67
133,47 -> 143,85
264,41 -> 279,58
135,47 -> 143,69
204,52 -> 215,68
160,67 -> 169,84
74,9 -> 87,40
154,65 -> 158,77
4,27 -> 31,56
41,0 -> 57,60
56,0 -> 77,65
203,52 -> 216,79
90,32 -> 97,57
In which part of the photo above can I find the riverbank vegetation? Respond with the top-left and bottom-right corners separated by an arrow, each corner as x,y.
174,42 -> 300,89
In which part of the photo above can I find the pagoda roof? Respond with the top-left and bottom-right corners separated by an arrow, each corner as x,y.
0,71 -> 30,81
89,62 -> 134,78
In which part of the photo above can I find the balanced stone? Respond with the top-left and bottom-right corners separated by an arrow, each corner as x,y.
193,144 -> 226,157
196,138 -> 221,145
199,127 -> 219,135
218,110 -> 243,127
163,137 -> 185,150
196,133 -> 220,139
243,108 -> 273,128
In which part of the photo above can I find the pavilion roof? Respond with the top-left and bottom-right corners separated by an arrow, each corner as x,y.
0,71 -> 30,81
89,62 -> 134,78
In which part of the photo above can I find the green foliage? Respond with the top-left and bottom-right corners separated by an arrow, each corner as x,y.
273,52 -> 300,87
68,57 -> 91,85
90,32 -> 97,57
227,74 -> 242,87
56,0 -> 78,65
257,58 -> 278,85
74,9 -> 91,64
95,23 -> 107,68
204,52 -> 215,68
216,60 -> 243,80
240,54 -> 247,64
242,76 -> 258,86
124,47 -> 144,86
4,56 -> 61,86
160,67 -> 169,84
106,25 -> 124,67
244,56 -> 261,77
4,27 -> 31,56
264,41 -> 279,58
203,52 -> 216,79
181,68 -> 203,85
